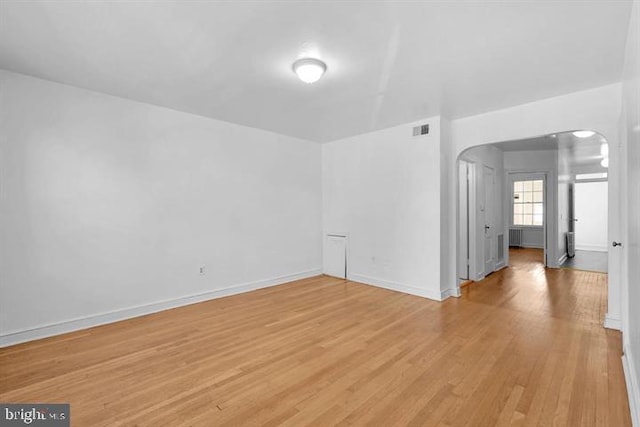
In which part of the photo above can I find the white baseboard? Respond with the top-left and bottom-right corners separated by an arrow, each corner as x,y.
623,348 -> 640,427
558,253 -> 568,265
0,269 -> 322,348
604,314 -> 622,330
473,264 -> 507,282
575,244 -> 608,252
349,273 -> 445,301
440,287 -> 461,299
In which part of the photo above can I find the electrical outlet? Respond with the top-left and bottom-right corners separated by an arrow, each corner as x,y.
199,265 -> 206,276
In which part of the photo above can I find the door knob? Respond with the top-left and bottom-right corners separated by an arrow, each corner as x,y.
485,225 -> 491,230
612,241 -> 623,247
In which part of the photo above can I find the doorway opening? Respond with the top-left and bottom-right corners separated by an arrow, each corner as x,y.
561,178 -> 608,273
457,130 -> 610,287
509,173 -> 547,266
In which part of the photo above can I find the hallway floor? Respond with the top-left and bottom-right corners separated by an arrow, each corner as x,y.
467,247 -> 610,326
562,249 -> 608,273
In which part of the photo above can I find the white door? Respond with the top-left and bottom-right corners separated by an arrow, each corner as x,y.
483,166 -> 496,276
324,235 -> 346,279
621,82 -> 640,334
574,181 -> 608,252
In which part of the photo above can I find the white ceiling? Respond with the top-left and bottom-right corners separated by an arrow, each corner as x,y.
0,1 -> 632,142
492,131 -> 609,174
556,132 -> 610,174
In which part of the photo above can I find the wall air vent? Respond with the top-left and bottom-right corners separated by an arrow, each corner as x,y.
412,124 -> 429,136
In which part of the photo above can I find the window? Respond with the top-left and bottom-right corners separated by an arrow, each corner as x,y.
513,180 -> 543,226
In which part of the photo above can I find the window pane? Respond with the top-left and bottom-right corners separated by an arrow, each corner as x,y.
512,180 -> 545,227
533,203 -> 544,215
514,213 -> 522,225
523,192 -> 533,203
533,191 -> 543,203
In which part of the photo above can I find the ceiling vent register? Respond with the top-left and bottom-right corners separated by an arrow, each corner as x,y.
412,124 -> 429,136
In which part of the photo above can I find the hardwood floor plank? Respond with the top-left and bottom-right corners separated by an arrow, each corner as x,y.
0,249 -> 631,426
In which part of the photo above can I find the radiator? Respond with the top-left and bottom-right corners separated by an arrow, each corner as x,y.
497,233 -> 505,261
509,228 -> 523,247
567,232 -> 575,258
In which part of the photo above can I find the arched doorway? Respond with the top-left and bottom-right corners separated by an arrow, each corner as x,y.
455,130 -> 616,328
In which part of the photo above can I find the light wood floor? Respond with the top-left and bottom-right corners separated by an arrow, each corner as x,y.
0,248 -> 630,426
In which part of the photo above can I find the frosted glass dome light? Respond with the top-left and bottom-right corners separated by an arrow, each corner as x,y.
573,130 -> 596,138
293,58 -> 327,84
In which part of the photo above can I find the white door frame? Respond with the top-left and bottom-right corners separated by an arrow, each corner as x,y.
458,160 -> 470,280
482,165 -> 497,276
467,162 -> 479,280
507,171 -> 550,266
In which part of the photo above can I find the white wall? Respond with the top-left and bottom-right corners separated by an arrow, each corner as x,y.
556,180 -> 571,259
322,117 -> 448,301
574,182 -> 608,252
0,70 -> 322,346
440,117 -> 455,296
504,150 -> 557,172
620,1 -> 640,425
557,144 -> 572,262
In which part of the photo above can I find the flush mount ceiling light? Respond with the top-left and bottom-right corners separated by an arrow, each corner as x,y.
292,58 -> 327,84
601,158 -> 609,168
573,130 -> 596,138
